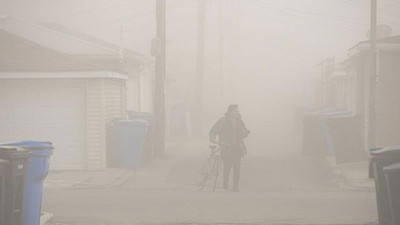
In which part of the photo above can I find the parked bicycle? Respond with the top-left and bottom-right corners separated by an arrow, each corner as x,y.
196,142 -> 228,192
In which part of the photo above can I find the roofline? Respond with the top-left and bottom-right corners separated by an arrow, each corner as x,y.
348,36 -> 400,57
0,71 -> 128,80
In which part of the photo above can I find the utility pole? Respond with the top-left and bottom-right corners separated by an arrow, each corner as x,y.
154,0 -> 166,156
218,0 -> 224,100
319,58 -> 325,109
193,0 -> 206,136
368,0 -> 377,149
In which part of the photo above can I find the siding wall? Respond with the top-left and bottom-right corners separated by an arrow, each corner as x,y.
104,79 -> 126,166
139,71 -> 153,113
126,77 -> 140,111
86,78 -> 126,170
375,52 -> 400,147
86,79 -> 106,170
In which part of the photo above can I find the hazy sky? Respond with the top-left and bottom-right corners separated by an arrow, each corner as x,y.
1,0 -> 399,152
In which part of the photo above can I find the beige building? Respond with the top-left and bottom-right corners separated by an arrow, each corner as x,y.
0,17 -> 153,170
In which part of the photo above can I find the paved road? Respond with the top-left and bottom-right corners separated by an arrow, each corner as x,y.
43,141 -> 377,225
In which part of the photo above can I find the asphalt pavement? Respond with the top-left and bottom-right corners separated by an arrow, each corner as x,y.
42,137 -> 377,225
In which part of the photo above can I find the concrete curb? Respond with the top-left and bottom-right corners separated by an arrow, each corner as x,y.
66,170 -> 137,190
40,212 -> 53,225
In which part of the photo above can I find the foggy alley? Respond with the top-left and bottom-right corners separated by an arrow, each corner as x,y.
42,139 -> 377,225
1,0 -> 399,225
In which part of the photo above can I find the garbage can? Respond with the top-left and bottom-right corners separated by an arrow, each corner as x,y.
369,147 -> 383,179
114,120 -> 148,169
383,162 -> 400,225
327,114 -> 366,164
369,145 -> 400,225
2,141 -> 53,225
302,111 -> 351,157
0,159 -> 7,224
128,112 -> 154,164
302,114 -> 327,157
0,146 -> 29,225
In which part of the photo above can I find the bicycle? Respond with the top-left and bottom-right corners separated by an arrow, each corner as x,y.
196,142 -> 225,192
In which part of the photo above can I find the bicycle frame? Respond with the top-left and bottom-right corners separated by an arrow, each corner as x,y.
197,143 -> 222,192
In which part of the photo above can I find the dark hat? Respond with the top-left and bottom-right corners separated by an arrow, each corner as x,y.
227,104 -> 239,113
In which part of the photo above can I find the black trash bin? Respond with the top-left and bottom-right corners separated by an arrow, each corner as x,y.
369,147 -> 383,179
369,145 -> 400,225
0,159 -> 7,224
383,162 -> 400,225
0,146 -> 29,225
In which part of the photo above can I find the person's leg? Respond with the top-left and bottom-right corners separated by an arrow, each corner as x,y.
232,157 -> 241,192
223,158 -> 233,189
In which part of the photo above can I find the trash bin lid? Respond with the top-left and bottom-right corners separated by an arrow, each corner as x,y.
0,146 -> 30,158
114,119 -> 148,127
370,145 -> 400,155
370,145 -> 400,161
1,140 -> 53,150
383,162 -> 400,172
0,146 -> 27,152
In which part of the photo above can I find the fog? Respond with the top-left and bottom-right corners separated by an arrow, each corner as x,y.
1,0 -> 400,224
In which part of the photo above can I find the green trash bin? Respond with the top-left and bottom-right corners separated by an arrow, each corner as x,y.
370,145 -> 400,225
383,162 -> 400,225
0,159 -> 7,224
0,146 -> 29,225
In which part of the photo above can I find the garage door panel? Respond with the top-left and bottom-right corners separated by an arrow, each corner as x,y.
51,148 -> 86,170
39,87 -> 85,106
58,108 -> 86,123
13,107 -> 35,126
54,129 -> 86,143
35,128 -> 62,142
0,80 -> 87,170
34,107 -> 60,123
0,108 -> 13,126
0,128 -> 13,141
13,90 -> 37,106
6,128 -> 42,142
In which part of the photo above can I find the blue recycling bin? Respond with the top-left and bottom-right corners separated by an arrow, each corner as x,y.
114,120 -> 148,169
302,111 -> 352,157
1,141 -> 53,225
127,112 -> 154,164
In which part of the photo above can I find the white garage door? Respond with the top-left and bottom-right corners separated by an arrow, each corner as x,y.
0,79 -> 86,170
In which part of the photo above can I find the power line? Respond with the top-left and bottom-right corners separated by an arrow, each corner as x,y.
239,3 -> 365,43
46,1 -> 152,18
251,0 -> 370,27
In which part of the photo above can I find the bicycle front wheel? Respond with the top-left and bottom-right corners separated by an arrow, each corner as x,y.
197,157 -> 216,191
212,156 -> 221,192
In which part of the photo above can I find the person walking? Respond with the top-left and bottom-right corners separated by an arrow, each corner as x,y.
209,104 -> 250,192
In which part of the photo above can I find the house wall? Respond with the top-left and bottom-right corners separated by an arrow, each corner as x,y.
345,56 -> 368,151
346,68 -> 357,112
347,51 -> 400,149
126,77 -> 140,111
86,79 -> 106,170
375,51 -> 400,147
104,79 -> 126,166
86,78 -> 127,170
125,66 -> 153,113
139,68 -> 153,113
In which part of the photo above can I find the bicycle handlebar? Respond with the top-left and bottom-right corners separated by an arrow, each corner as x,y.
210,141 -> 230,146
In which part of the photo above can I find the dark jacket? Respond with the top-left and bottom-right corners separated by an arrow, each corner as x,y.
209,115 -> 250,159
